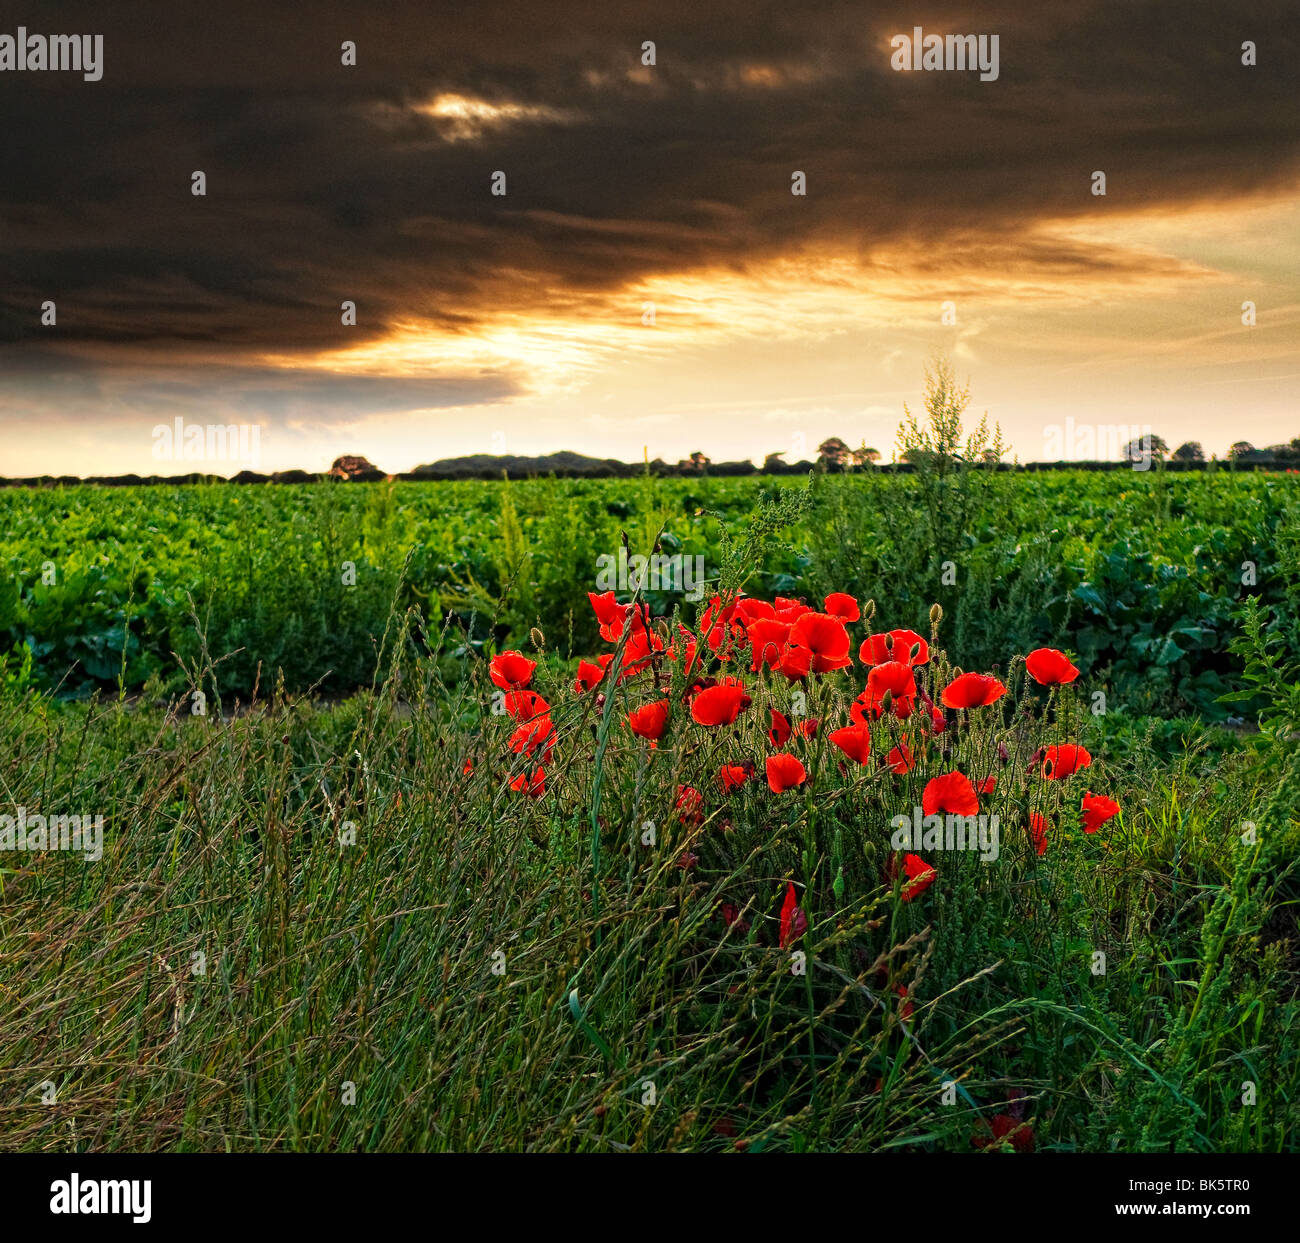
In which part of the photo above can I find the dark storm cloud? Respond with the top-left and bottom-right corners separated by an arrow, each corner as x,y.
0,1 -> 1296,403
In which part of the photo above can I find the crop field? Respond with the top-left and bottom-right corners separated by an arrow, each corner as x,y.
1,464 -> 1298,1153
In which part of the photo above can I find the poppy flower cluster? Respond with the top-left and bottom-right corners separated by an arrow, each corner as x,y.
492,593 -> 1120,913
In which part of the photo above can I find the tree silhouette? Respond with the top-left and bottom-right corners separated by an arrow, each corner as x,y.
817,437 -> 851,470
1122,434 -> 1168,463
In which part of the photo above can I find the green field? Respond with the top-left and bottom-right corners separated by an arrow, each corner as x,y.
2,467 -> 1296,717
1,465 -> 1298,1152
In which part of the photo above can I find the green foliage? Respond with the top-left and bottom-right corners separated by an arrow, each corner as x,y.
0,470 -> 1296,717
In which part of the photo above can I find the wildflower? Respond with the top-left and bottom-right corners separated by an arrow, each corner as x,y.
1028,812 -> 1049,856
509,715 -> 555,764
675,785 -> 704,826
892,853 -> 936,902
973,1114 -> 1035,1152
720,901 -> 750,933
588,590 -> 630,641
766,753 -> 807,792
573,656 -> 611,692
691,677 -> 752,726
769,709 -> 792,747
941,672 -> 1006,709
859,629 -> 929,667
779,882 -> 807,948
922,771 -> 980,817
855,661 -> 918,721
1080,791 -> 1119,832
719,762 -> 753,793
823,592 -> 861,622
509,767 -> 546,798
746,618 -> 791,671
505,689 -> 549,722
1042,743 -> 1091,780
885,739 -> 915,774
627,698 -> 670,741
786,612 -> 853,674
490,650 -> 536,690
829,723 -> 873,765
1025,647 -> 1080,685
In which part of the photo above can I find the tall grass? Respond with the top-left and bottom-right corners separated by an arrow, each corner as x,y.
1,579 -> 1295,1151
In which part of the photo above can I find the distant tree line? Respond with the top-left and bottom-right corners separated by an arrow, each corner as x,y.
4,435 -> 1298,488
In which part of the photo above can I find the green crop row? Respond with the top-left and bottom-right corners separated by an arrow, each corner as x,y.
0,468 -> 1296,716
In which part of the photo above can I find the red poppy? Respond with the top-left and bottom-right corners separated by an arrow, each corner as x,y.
691,677 -> 752,726
829,724 -> 873,765
573,656 -> 611,692
823,592 -> 861,622
778,644 -> 812,681
941,672 -> 1007,709
675,785 -> 704,826
1028,812 -> 1049,856
627,698 -> 670,741
505,689 -> 550,722
719,762 -> 752,793
973,1114 -> 1035,1153
705,617 -> 747,659
462,757 -> 474,775
922,771 -> 980,817
859,629 -> 929,667
619,627 -> 664,678
855,661 -> 918,721
1025,647 -> 1080,686
1042,743 -> 1092,780
766,753 -> 807,793
779,882 -> 808,948
787,612 -> 853,674
769,709 -> 792,747
895,984 -> 914,1022
977,775 -> 996,794
773,596 -> 812,623
746,618 -> 791,671
885,739 -> 915,774
1080,791 -> 1119,833
701,593 -> 743,632
734,598 -> 776,625
509,767 -> 546,798
510,715 -> 555,764
895,853 -> 936,902
490,650 -> 536,690
720,902 -> 750,933
588,590 -> 631,641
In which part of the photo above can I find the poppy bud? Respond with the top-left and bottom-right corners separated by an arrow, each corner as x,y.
529,626 -> 544,649
595,693 -> 606,709
864,598 -> 876,622
997,741 -> 1010,765
930,603 -> 943,626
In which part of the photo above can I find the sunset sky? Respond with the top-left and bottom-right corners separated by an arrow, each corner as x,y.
1,1 -> 1297,476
